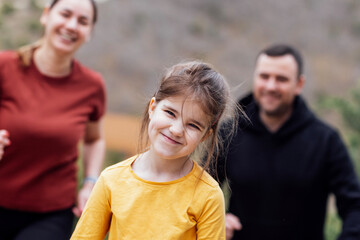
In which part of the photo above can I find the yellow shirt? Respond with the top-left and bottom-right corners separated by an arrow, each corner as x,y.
71,156 -> 225,240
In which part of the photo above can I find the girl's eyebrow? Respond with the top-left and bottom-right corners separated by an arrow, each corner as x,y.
192,120 -> 206,129
163,105 -> 178,114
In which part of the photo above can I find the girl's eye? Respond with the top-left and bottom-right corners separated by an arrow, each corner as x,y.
189,123 -> 200,131
165,110 -> 175,117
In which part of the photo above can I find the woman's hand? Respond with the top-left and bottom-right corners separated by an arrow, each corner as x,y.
0,130 -> 10,160
72,181 -> 96,217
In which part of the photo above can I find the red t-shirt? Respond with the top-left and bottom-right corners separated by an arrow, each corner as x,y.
0,51 -> 106,212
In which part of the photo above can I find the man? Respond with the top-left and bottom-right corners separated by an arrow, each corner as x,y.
219,44 -> 360,240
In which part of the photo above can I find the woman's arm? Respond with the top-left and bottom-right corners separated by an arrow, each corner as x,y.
73,119 -> 106,217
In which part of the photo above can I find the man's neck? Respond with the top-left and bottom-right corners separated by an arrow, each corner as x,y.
259,108 -> 293,133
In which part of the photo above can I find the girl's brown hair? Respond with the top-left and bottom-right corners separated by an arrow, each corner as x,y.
17,0 -> 98,67
138,61 -> 240,177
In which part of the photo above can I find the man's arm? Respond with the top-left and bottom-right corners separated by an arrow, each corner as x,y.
225,213 -> 242,240
327,131 -> 360,239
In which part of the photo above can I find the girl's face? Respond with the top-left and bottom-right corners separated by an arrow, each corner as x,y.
40,0 -> 94,55
148,96 -> 210,162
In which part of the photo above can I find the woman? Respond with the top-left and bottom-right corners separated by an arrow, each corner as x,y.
0,0 -> 106,239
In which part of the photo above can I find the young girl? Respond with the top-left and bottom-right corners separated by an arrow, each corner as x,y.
71,61 -> 237,240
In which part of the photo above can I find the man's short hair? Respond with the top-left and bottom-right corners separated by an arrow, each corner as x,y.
258,44 -> 303,79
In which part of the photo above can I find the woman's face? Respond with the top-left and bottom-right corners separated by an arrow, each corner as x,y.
40,0 -> 94,55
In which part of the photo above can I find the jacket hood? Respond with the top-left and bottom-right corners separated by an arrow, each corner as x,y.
239,93 -> 315,139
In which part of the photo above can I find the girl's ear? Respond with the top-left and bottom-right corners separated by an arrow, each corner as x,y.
40,7 -> 50,26
148,97 -> 157,120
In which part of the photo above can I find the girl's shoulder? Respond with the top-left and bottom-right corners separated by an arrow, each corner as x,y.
191,163 -> 224,205
100,156 -> 137,178
193,162 -> 221,190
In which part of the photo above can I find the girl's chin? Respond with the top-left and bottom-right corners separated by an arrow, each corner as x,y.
154,153 -> 189,162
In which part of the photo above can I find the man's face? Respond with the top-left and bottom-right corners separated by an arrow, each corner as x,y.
253,54 -> 304,117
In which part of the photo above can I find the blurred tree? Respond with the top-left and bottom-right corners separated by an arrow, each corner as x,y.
1,1 -> 15,16
317,81 -> 360,240
318,82 -> 360,239
318,83 -> 360,174
0,1 -> 42,50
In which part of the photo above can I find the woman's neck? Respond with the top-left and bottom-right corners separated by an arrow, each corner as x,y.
132,151 -> 193,182
33,44 -> 73,77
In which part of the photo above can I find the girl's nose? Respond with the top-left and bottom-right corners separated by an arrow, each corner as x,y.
169,120 -> 184,136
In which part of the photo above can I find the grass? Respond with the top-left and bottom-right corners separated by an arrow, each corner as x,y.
325,212 -> 341,240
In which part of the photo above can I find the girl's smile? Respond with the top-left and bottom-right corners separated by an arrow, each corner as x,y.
160,132 -> 182,145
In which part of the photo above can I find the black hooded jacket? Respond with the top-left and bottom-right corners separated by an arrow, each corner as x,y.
219,93 -> 360,240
